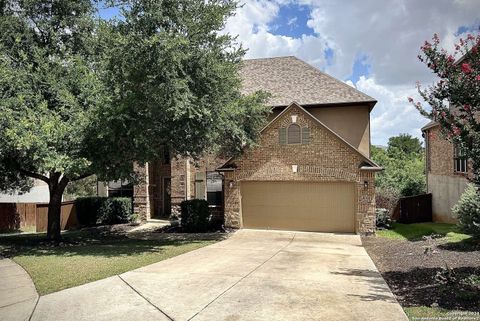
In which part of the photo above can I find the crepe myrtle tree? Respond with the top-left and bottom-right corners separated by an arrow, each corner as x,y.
0,0 -> 270,242
411,32 -> 480,187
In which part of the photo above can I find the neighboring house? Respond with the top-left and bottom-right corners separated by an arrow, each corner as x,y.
422,121 -> 473,223
133,56 -> 382,234
0,179 -> 50,203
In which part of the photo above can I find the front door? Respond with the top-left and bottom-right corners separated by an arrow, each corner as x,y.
162,177 -> 171,217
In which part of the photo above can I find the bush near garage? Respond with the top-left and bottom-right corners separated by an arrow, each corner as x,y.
180,199 -> 211,232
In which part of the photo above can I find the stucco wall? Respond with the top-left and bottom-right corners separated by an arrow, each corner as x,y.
223,104 -> 376,234
428,173 -> 468,223
308,105 -> 370,156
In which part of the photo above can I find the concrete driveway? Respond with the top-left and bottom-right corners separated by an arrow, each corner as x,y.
32,230 -> 408,321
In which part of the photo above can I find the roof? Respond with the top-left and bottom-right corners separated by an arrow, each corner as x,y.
421,120 -> 439,131
217,102 -> 382,172
239,56 -> 377,108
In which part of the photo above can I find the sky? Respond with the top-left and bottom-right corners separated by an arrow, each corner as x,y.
98,0 -> 480,146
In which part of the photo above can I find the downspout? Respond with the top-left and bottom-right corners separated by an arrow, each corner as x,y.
423,131 -> 428,193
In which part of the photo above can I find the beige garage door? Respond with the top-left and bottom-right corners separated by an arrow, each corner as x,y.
241,181 -> 355,233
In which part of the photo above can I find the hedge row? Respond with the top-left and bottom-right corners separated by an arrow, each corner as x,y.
75,197 -> 134,226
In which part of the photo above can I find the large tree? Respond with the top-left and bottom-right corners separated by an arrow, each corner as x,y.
0,0 -> 269,242
412,33 -> 480,187
372,135 -> 425,197
388,134 -> 423,155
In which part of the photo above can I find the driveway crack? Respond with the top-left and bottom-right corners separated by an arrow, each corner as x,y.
118,275 -> 176,321
187,232 -> 296,321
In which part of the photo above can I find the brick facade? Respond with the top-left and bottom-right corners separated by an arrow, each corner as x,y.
426,125 -> 472,178
133,163 -> 150,220
222,104 -> 377,234
134,104 -> 378,234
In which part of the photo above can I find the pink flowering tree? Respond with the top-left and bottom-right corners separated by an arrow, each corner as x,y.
412,33 -> 480,187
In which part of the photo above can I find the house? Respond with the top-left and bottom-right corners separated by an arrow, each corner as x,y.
0,179 -> 49,203
133,56 -> 382,234
422,121 -> 472,223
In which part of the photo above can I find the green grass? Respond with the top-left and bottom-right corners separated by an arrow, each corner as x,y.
377,223 -> 473,242
404,306 -> 479,320
0,228 -> 218,295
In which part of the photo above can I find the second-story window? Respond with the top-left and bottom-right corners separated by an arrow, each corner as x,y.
454,145 -> 468,173
287,124 -> 301,144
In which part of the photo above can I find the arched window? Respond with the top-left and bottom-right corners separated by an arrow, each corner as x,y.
287,124 -> 301,144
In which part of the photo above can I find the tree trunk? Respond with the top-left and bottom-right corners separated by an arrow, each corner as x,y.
46,176 -> 68,243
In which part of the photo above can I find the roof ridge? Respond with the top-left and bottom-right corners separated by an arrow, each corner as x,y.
243,55 -> 296,61
290,56 -> 377,103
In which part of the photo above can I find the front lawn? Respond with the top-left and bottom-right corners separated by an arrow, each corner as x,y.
404,306 -> 480,321
363,223 -> 480,321
0,225 -> 223,295
377,222 -> 472,242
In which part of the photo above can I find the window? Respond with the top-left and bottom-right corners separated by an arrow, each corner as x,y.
108,180 -> 133,198
207,172 -> 223,206
194,171 -> 223,206
279,125 -> 310,145
454,145 -> 468,173
287,124 -> 301,144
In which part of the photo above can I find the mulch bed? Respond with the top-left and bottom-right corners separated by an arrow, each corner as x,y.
362,235 -> 480,311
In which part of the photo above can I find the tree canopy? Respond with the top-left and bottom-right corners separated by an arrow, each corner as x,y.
372,135 -> 426,197
388,134 -> 423,155
0,0 -> 270,241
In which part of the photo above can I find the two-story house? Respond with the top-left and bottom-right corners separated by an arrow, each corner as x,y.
133,56 -> 382,234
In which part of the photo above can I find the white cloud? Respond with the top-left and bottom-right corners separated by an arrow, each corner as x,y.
353,77 -> 427,145
224,0 -> 479,144
224,0 -> 328,66
302,0 -> 479,85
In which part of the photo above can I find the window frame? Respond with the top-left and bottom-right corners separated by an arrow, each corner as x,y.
287,124 -> 301,144
453,145 -> 468,174
206,171 -> 223,207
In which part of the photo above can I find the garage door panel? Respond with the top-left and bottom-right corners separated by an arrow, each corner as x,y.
241,182 -> 355,233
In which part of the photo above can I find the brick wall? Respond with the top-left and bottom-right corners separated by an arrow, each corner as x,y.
133,163 -> 150,220
426,125 -> 472,178
222,104 -> 377,234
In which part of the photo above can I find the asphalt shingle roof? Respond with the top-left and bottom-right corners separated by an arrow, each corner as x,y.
240,56 -> 377,107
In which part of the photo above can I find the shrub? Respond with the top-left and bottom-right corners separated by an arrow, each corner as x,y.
75,197 -> 102,226
400,179 -> 426,197
376,208 -> 392,230
180,199 -> 211,232
75,197 -> 133,226
98,198 -> 133,225
453,184 -> 480,236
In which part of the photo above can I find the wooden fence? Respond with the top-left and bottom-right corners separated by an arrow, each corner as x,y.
35,201 -> 78,232
0,201 -> 78,232
391,193 -> 432,224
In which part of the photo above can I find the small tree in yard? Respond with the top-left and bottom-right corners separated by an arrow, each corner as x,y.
0,0 -> 269,242
412,33 -> 480,188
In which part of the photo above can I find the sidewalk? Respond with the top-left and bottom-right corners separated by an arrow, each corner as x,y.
0,258 -> 38,321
